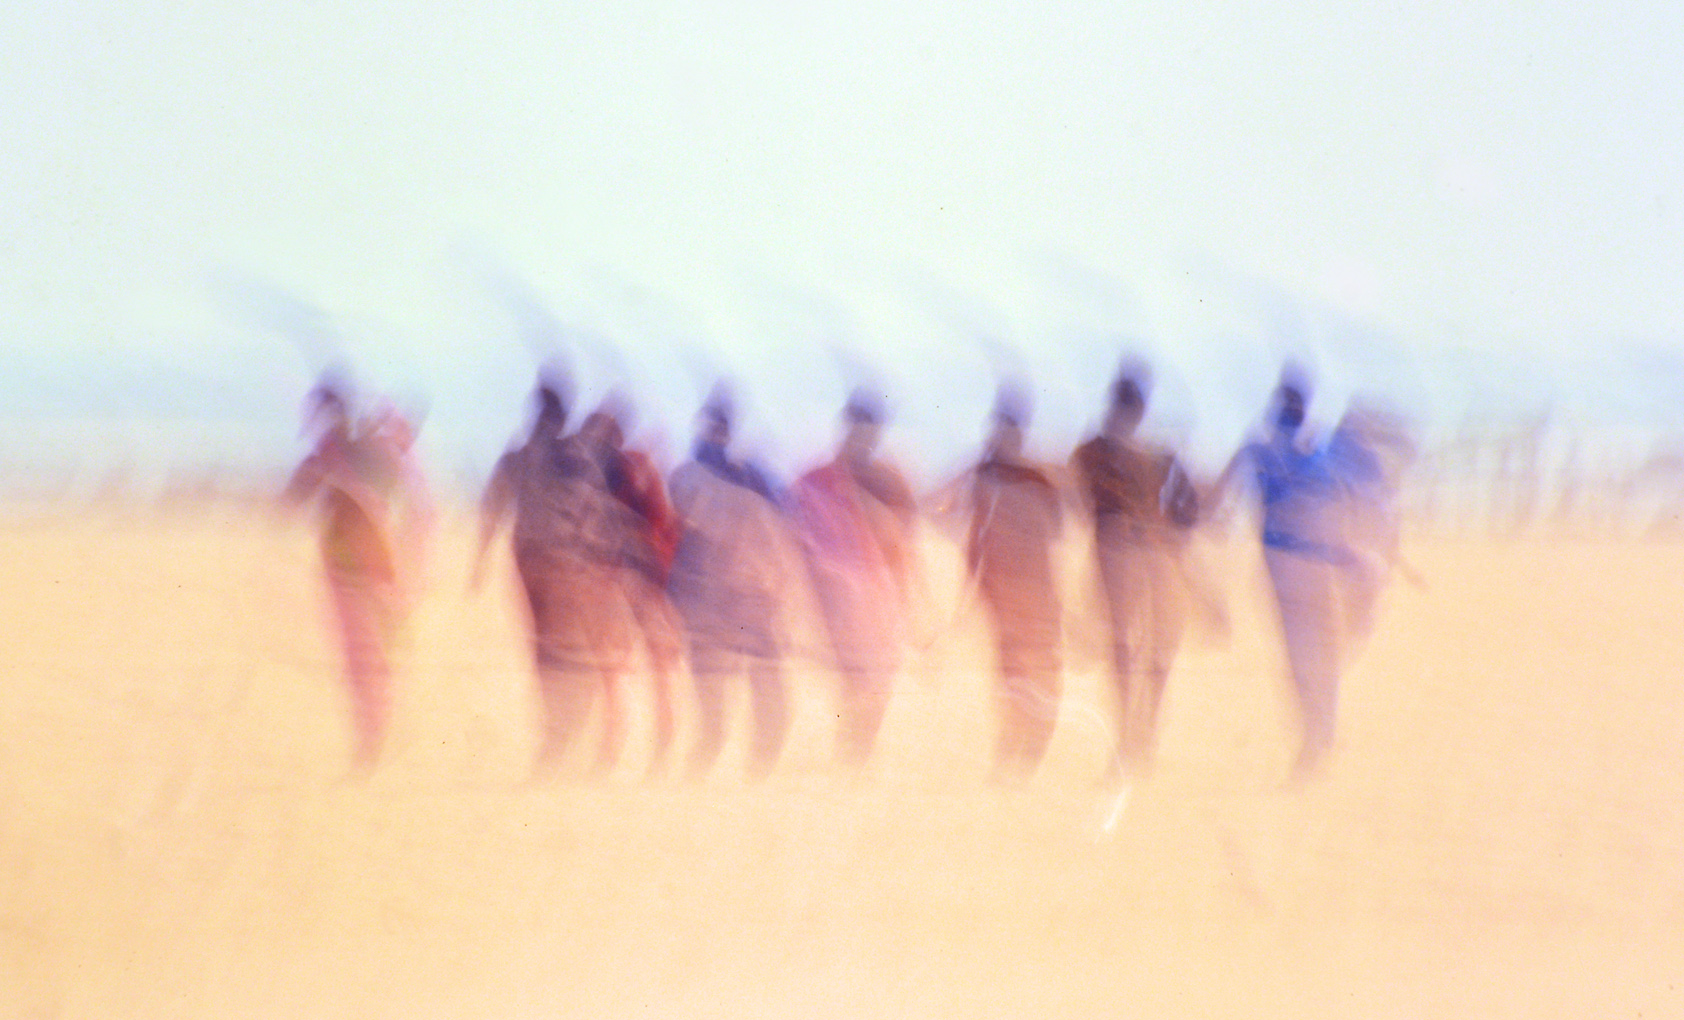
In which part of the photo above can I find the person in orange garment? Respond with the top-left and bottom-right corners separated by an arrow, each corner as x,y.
284,373 -> 430,772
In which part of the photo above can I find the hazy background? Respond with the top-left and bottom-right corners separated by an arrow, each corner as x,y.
4,0 -> 1682,492
5,9 -> 1684,1014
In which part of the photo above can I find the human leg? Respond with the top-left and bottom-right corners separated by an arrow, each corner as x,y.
329,572 -> 393,769
534,663 -> 597,771
630,576 -> 682,771
837,668 -> 892,768
1096,538 -> 1148,768
746,655 -> 789,778
687,642 -> 730,777
991,637 -> 1060,779
1265,550 -> 1340,775
521,553 -> 604,773
1130,544 -> 1188,766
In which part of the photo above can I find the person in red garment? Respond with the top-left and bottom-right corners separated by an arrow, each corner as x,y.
790,389 -> 918,767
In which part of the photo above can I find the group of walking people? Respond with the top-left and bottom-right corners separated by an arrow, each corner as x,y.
287,357 -> 1413,783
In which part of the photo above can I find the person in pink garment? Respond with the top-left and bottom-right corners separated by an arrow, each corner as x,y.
790,389 -> 918,767
284,373 -> 431,772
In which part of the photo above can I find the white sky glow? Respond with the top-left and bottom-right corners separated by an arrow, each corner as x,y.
4,1 -> 1682,485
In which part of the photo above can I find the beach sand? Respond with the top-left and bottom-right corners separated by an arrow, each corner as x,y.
1,510 -> 1680,1018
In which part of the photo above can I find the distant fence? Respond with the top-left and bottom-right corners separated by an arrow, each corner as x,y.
1404,417 -> 1684,538
11,418 -> 1684,540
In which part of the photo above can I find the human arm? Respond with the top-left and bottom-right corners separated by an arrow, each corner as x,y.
1200,445 -> 1257,533
280,451 -> 326,508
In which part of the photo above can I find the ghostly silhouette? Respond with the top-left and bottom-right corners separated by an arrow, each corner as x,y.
965,383 -> 1064,780
666,385 -> 792,778
790,389 -> 918,767
285,373 -> 430,771
575,396 -> 685,773
477,372 -> 632,775
1070,362 -> 1198,774
1216,367 -> 1346,778
1325,401 -> 1415,651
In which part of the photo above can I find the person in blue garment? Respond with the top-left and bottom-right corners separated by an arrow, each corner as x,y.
1214,365 -> 1348,779
1323,400 -> 1416,654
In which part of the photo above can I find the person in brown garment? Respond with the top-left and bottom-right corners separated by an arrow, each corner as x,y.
575,397 -> 685,773
1070,363 -> 1198,776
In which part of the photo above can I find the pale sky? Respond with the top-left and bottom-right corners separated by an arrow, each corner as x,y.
3,0 -> 1681,485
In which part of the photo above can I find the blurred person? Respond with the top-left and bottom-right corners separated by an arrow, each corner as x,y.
475,372 -> 632,776
965,383 -> 1064,780
1326,401 -> 1416,651
576,395 -> 685,773
1070,363 -> 1199,775
1213,366 -> 1346,779
284,373 -> 430,771
789,388 -> 919,768
667,385 -> 792,778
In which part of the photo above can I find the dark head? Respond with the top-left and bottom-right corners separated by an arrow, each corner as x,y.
840,387 -> 887,464
536,384 -> 566,420
1272,383 -> 1308,435
1104,363 -> 1150,440
303,370 -> 353,438
699,381 -> 735,447
1274,387 -> 1306,433
987,379 -> 1031,461
578,409 -> 624,452
531,358 -> 574,437
531,384 -> 568,441
991,378 -> 1032,429
1269,361 -> 1313,435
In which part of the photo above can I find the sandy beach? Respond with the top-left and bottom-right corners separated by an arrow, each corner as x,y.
1,509 -> 1679,1018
